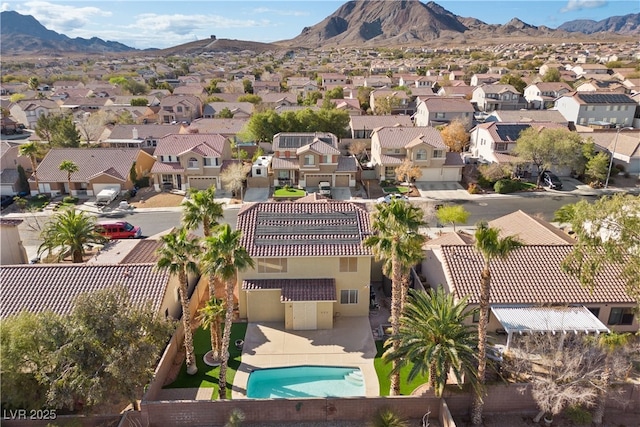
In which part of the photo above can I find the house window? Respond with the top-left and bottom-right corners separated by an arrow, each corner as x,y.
608,307 -> 634,325
322,155 -> 330,163
340,289 -> 358,305
257,258 -> 288,273
204,158 -> 212,166
512,94 -> 518,100
339,257 -> 357,272
162,174 -> 172,184
278,170 -> 289,179
587,307 -> 600,318
435,112 -> 445,119
433,150 -> 444,158
176,106 -> 183,112
495,143 -> 508,151
304,155 -> 315,166
187,157 -> 199,168
255,169 -> 262,175
415,149 -> 427,160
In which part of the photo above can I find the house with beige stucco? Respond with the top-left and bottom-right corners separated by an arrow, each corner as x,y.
236,197 -> 372,330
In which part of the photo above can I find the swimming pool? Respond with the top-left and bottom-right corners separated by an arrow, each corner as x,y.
246,365 -> 365,398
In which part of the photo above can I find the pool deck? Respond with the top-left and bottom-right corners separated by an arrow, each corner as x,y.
232,316 -> 379,399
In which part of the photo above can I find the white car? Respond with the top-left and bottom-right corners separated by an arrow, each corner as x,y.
376,193 -> 409,204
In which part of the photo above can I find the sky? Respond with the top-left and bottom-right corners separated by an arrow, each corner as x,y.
1,0 -> 638,49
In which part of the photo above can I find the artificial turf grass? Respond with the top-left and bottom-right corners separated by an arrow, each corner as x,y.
373,340 -> 430,396
273,187 -> 306,197
163,322 -> 248,399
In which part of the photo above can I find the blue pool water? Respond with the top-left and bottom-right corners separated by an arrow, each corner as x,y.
246,365 -> 366,398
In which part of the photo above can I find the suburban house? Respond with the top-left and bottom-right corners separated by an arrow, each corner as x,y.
271,132 -> 357,188
523,82 -> 573,110
471,84 -> 527,112
577,128 -> 640,175
352,75 -> 392,88
369,89 -> 412,115
9,99 -> 61,129
0,219 -> 28,265
421,211 -> 637,347
32,148 -> 155,197
203,102 -> 254,119
349,115 -> 413,139
485,109 -> 570,127
413,96 -> 475,128
236,198 -> 373,330
319,73 -> 348,88
554,92 -> 637,128
370,126 -> 463,182
157,95 -> 203,124
317,98 -> 362,115
286,77 -> 318,96
185,118 -> 250,142
1,141 -> 31,196
436,85 -> 474,98
470,73 -> 501,86
253,80 -> 281,93
101,123 -> 183,151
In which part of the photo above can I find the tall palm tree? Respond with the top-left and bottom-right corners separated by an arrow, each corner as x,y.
593,332 -> 629,425
471,222 -> 522,425
200,224 -> 254,399
196,296 -> 226,364
364,199 -> 425,395
385,287 -> 478,397
38,208 -> 107,263
18,142 -> 41,193
156,228 -> 201,375
58,160 -> 79,195
182,186 -> 224,238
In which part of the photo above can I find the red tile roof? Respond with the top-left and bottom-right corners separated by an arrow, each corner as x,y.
35,148 -> 141,182
373,126 -> 446,149
0,264 -> 170,318
242,278 -> 336,302
438,245 -> 634,305
154,133 -> 226,157
237,201 -> 372,258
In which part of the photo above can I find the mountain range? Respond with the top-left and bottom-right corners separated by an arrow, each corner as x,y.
1,1 -> 639,55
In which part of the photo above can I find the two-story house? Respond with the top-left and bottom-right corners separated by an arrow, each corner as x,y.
523,82 -> 573,110
319,73 -> 348,89
348,115 -> 413,139
157,95 -> 203,124
370,126 -> 463,182
271,132 -> 356,188
101,124 -> 183,152
286,77 -> 318,97
1,141 -> 31,196
369,89 -> 411,115
413,96 -> 475,129
471,84 -> 527,112
150,133 -> 232,191
236,198 -> 373,330
554,92 -> 636,128
9,100 -> 61,129
203,102 -> 255,119
469,122 -> 532,163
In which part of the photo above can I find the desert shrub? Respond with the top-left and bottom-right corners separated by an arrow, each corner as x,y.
62,196 -> 78,204
371,407 -> 408,427
467,182 -> 481,194
135,177 -> 150,188
494,179 -> 520,194
477,174 -> 494,188
564,405 -> 592,425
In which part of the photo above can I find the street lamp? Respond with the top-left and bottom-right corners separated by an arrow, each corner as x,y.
604,126 -> 633,189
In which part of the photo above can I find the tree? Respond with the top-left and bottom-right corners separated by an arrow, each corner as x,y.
38,209 -> 107,263
50,115 -> 81,148
74,112 -> 108,144
499,74 -> 526,93
373,94 -> 401,115
242,79 -> 253,94
325,86 -> 344,100
156,228 -> 201,375
220,162 -> 248,200
513,127 -> 587,184
58,160 -> 79,195
470,222 -> 523,425
394,159 -> 422,184
28,76 -> 39,91
439,119 -> 470,152
130,97 -> 149,106
16,164 -> 30,194
584,152 -> 610,185
301,91 -> 323,106
200,224 -> 254,399
364,200 -> 425,395
182,186 -> 223,239
217,107 -> 234,119
357,86 -> 374,111
348,140 -> 368,162
554,194 -> 640,304
35,113 -> 62,145
385,287 -> 478,397
237,94 -> 261,105
196,296 -> 226,364
9,93 -> 25,103
19,142 -> 41,193
542,68 -> 561,82
435,205 -> 470,232
592,333 -> 633,425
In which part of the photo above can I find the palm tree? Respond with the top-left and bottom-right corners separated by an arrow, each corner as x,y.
471,222 -> 523,425
385,287 -> 478,397
364,199 -> 425,395
196,296 -> 226,364
18,142 -> 41,194
182,186 -> 224,238
593,332 -> 630,425
156,228 -> 201,375
200,224 -> 254,399
58,160 -> 79,195
38,208 -> 107,263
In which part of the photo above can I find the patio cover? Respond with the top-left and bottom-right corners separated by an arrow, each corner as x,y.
490,306 -> 610,349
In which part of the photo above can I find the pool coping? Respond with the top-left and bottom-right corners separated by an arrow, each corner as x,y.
232,316 -> 379,399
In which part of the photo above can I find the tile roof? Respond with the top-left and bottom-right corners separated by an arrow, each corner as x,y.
438,245 -> 634,305
242,278 -> 336,302
35,148 -> 140,182
273,132 -> 338,151
421,97 -> 475,112
424,232 -> 474,248
374,126 -> 445,149
154,133 -> 226,157
120,240 -> 163,264
477,84 -> 519,94
489,110 -> 568,124
237,201 -> 372,258
186,118 -> 249,135
270,157 -> 299,170
488,210 -> 575,245
336,156 -> 357,172
106,124 -> 182,140
444,152 -> 464,166
296,140 -> 341,156
0,264 -> 170,318
151,162 -> 184,173
349,115 -> 413,129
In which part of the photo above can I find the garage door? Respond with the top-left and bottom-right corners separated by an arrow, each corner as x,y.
305,175 -> 332,187
1,185 -> 15,196
334,174 -> 350,187
292,302 -> 317,330
189,176 -> 217,190
92,183 -> 121,196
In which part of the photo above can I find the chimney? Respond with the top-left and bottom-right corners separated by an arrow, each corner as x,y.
132,128 -> 139,139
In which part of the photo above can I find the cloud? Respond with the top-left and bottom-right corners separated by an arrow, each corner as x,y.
252,7 -> 309,17
561,0 -> 607,13
14,0 -> 111,32
1,3 -> 11,12
133,13 -> 267,36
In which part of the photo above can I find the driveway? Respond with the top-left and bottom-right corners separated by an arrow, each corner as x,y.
232,317 -> 379,399
243,188 -> 270,202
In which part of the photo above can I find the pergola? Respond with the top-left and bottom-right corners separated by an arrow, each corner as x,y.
490,306 -> 610,349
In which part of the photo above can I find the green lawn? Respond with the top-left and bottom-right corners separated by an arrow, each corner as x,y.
163,322 -> 247,399
374,340 -> 430,396
381,186 -> 410,194
273,187 -> 306,198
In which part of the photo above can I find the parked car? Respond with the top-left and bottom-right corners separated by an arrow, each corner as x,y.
96,221 -> 142,239
1,195 -> 14,210
376,193 -> 409,204
541,170 -> 563,190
